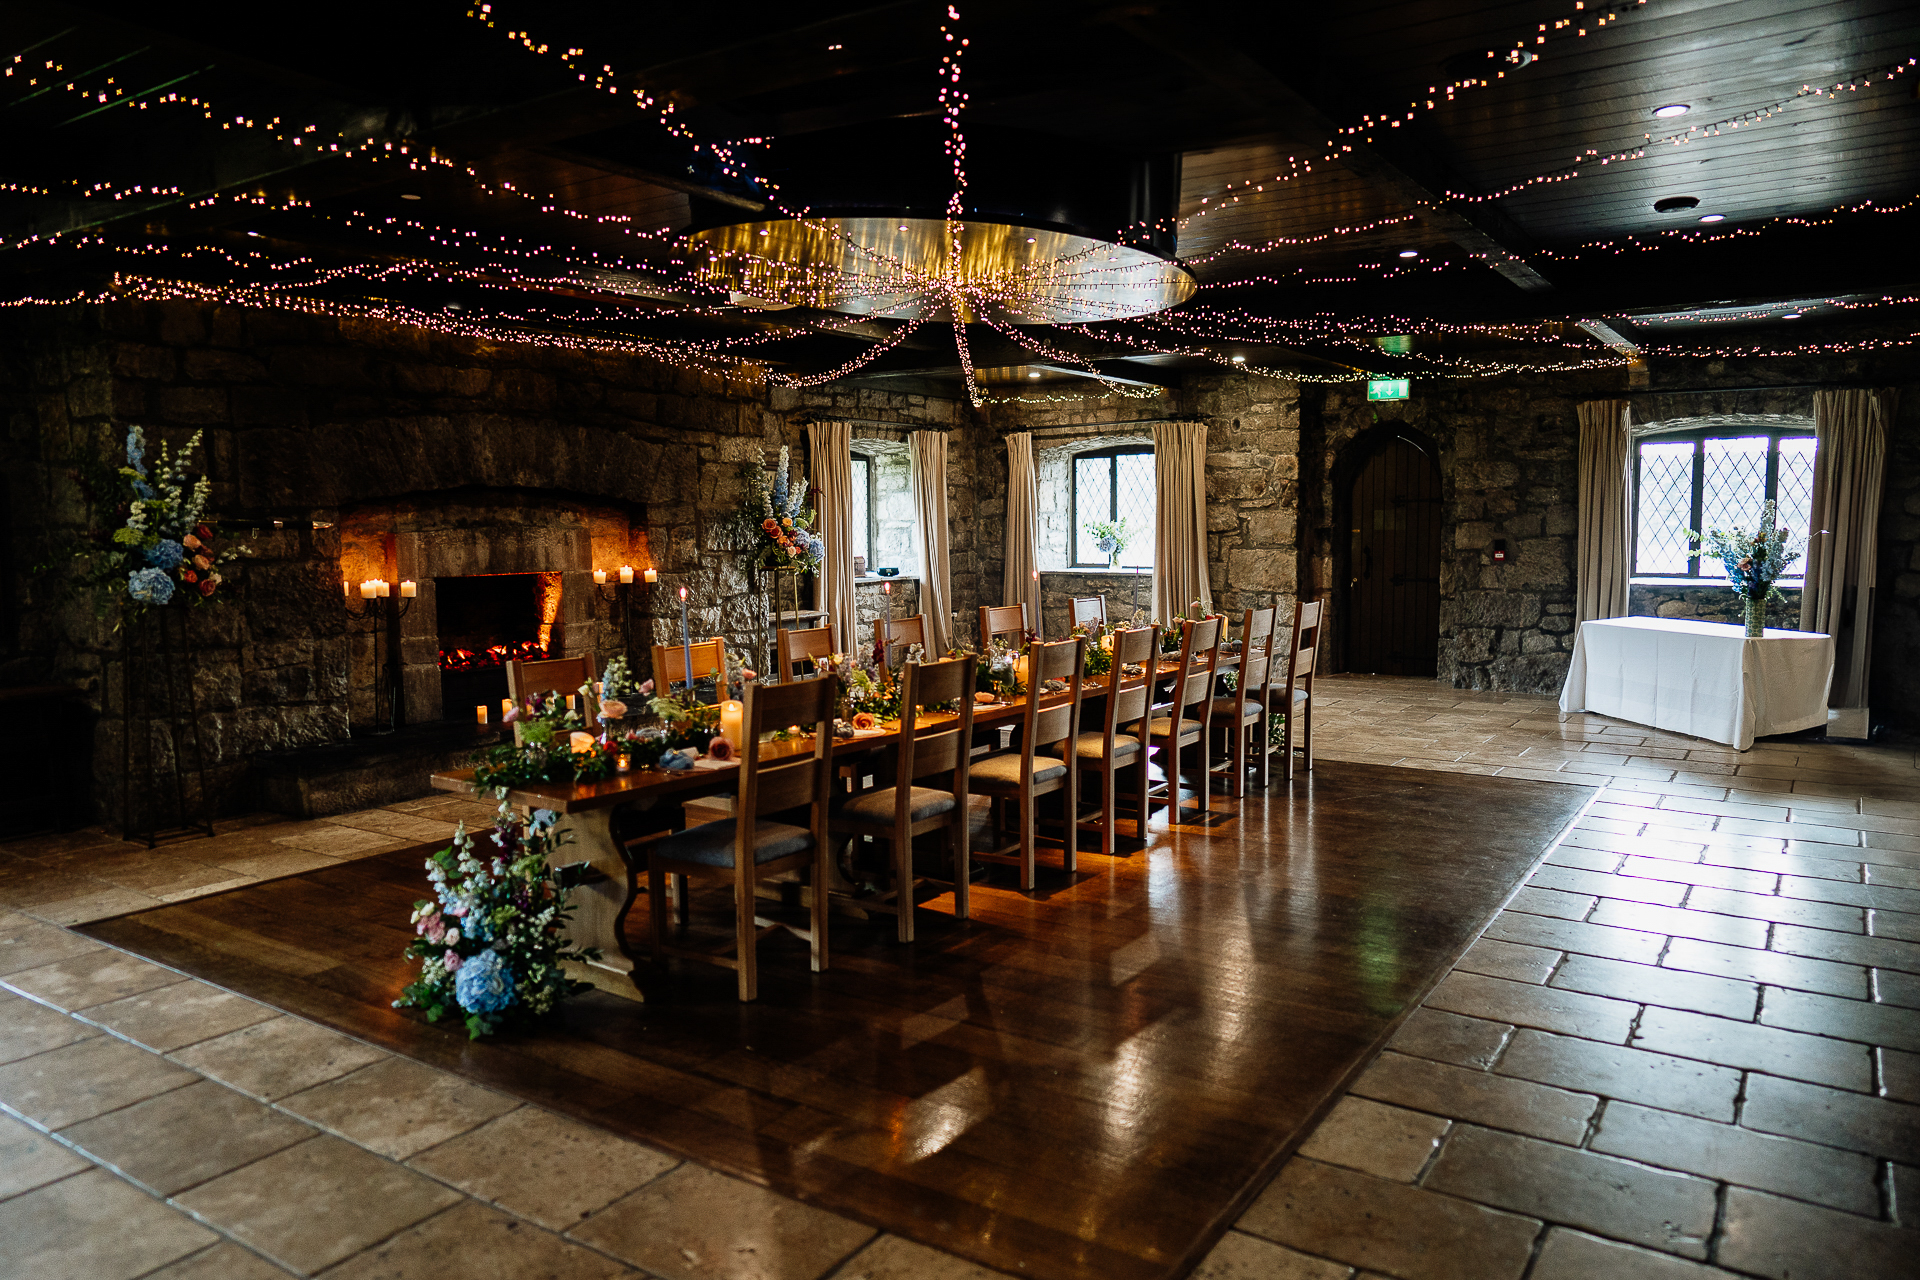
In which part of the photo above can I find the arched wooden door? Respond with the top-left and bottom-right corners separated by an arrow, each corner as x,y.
1345,435 -> 1441,676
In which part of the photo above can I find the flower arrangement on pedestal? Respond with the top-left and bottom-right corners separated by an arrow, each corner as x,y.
1086,517 -> 1132,569
737,446 -> 824,574
92,427 -> 247,611
1692,500 -> 1804,638
395,801 -> 601,1039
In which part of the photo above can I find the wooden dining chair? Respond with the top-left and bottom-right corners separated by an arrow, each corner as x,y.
645,674 -> 839,1001
1051,624 -> 1157,858
1210,607 -> 1278,797
1280,600 -> 1326,783
1145,616 -> 1223,825
970,637 -> 1085,890
875,613 -> 931,666
505,652 -> 595,745
829,654 -> 976,940
977,604 -> 1030,650
1069,596 -> 1106,629
776,623 -> 837,680
651,638 -> 726,695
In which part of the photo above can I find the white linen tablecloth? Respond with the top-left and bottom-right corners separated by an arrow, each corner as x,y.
1558,616 -> 1834,751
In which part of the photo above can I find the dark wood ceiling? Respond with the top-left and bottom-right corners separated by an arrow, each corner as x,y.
2,0 -> 1916,393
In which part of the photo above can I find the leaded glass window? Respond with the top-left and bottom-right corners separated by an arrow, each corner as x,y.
1071,446 -> 1155,568
1632,430 -> 1815,579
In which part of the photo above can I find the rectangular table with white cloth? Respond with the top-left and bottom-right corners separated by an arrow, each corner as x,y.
1557,616 -> 1834,751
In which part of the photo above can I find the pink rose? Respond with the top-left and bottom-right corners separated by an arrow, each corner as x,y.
741,669 -> 757,682
442,952 -> 462,971
600,699 -> 628,720
193,554 -> 211,570
182,534 -> 201,550
638,679 -> 654,696
502,705 -> 520,724
706,736 -> 734,761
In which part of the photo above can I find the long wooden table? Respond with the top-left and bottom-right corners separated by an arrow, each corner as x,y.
431,653 -> 1246,1000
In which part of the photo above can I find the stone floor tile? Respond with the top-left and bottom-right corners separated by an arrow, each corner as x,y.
1632,1006 -> 1873,1092
82,979 -> 279,1052
1717,1186 -> 1914,1279
1350,1051 -> 1596,1145
1506,886 -> 1596,920
1423,971 -> 1637,1043
1423,1125 -> 1715,1258
1662,936 -> 1869,1000
171,1015 -> 389,1100
1187,1229 -> 1352,1280
1619,855 -> 1778,895
140,1241 -> 296,1279
1881,1047 -> 1920,1102
1685,885 -> 1864,932
0,1033 -> 198,1128
1543,845 -> 1625,873
567,1163 -> 876,1280
1483,912 -> 1664,965
0,948 -> 183,1011
1868,863 -> 1920,891
1739,1072 -> 1920,1163
1592,1100 -> 1879,1213
1456,938 -> 1558,984
1236,1158 -> 1538,1280
407,1105 -> 680,1232
1498,1028 -> 1741,1121
1586,898 -> 1769,948
0,1166 -> 218,1279
1383,1008 -> 1512,1070
1781,875 -> 1920,915
1530,1228 -> 1743,1280
93,854 -> 251,899
1551,953 -> 1758,1021
1864,828 -> 1920,855
1531,864 -> 1687,908
1658,795 -> 1791,823
1700,844 -> 1862,882
0,988 -> 101,1063
280,1057 -> 519,1160
1760,985 -> 1920,1053
177,1135 -> 460,1275
0,915 -> 101,977
270,826 -> 398,857
1769,923 -> 1920,975
321,1199 -> 634,1280
28,885 -> 170,925
1872,908 -> 1920,943
0,1110 -> 91,1200
1294,1096 -> 1449,1182
58,1078 -> 315,1195
180,849 -> 335,881
1891,1163 -> 1918,1229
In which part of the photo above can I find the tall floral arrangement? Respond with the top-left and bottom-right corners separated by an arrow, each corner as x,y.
105,427 -> 246,610
395,801 -> 601,1039
739,446 -> 824,573
1692,500 -> 1804,637
1085,518 -> 1132,567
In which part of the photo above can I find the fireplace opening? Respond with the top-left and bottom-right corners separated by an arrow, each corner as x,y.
436,572 -> 562,715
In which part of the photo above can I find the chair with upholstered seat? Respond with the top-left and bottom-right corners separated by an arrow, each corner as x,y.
651,638 -> 726,698
970,637 -> 1085,890
505,652 -> 595,745
829,654 -> 976,940
1051,625 -> 1157,857
1069,596 -> 1105,630
977,604 -> 1030,650
1144,616 -> 1222,825
644,675 -> 839,1001
776,623 -> 837,681
875,613 -> 931,667
1279,600 -> 1325,783
1209,607 -> 1277,797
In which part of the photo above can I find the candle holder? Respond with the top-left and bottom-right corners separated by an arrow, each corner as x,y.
592,570 -> 646,665
344,581 -> 414,734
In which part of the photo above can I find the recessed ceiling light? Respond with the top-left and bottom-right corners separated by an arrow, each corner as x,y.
898,224 -> 908,231
1028,371 -> 1042,378
1230,354 -> 1246,363
1781,311 -> 1803,319
1653,196 -> 1701,213
1698,214 -> 1726,223
1026,236 -> 1036,243
399,193 -> 422,200
246,231 -> 262,237
1398,250 -> 1419,259
1652,103 -> 1691,119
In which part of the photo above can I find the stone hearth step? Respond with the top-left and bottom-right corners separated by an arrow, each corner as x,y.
254,721 -> 507,819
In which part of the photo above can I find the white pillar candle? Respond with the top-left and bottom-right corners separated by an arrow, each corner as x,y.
475,705 -> 488,725
399,580 -> 417,598
720,700 -> 744,751
618,565 -> 635,584
565,694 -> 576,711
376,580 -> 390,598
359,580 -> 377,599
643,567 -> 658,584
501,698 -> 514,716
593,569 -> 608,585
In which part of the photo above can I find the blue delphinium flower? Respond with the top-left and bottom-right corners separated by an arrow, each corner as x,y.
145,539 -> 184,570
125,428 -> 147,473
128,567 -> 174,605
529,809 -> 559,831
454,948 -> 514,1013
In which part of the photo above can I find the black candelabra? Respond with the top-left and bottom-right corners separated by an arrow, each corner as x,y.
345,579 -> 414,734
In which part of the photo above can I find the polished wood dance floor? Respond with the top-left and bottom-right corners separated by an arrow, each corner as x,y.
85,762 -> 1592,1280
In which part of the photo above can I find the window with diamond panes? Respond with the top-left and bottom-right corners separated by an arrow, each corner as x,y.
849,454 -> 872,568
1632,430 -> 1814,580
1072,446 -> 1155,568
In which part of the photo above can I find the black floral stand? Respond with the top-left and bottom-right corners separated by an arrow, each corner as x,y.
120,605 -> 215,848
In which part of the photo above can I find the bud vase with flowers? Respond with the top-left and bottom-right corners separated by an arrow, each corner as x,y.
1691,500 -> 1803,638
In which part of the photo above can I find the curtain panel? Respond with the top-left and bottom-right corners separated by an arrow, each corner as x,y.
805,420 -> 858,654
1003,433 -> 1042,642
910,430 -> 955,654
1801,388 -> 1896,707
1151,420 -> 1210,623
1575,399 -> 1633,623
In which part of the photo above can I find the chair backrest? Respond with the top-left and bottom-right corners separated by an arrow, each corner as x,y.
652,638 -> 726,691
1069,596 -> 1106,628
895,655 -> 976,798
978,603 -> 1029,649
1022,636 -> 1085,756
506,653 -> 594,745
777,624 -> 836,680
1237,607 -> 1279,704
735,674 -> 839,823
1285,600 -> 1326,698
1102,625 -> 1160,745
1165,616 -> 1223,718
876,614 -> 930,666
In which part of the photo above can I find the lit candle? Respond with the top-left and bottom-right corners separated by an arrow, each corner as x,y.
343,579 -> 351,596
720,700 -> 744,751
359,580 -> 377,599
565,694 -> 576,711
475,705 -> 488,725
642,567 -> 658,584
618,565 -> 634,584
399,580 -> 416,598
568,730 -> 596,755
501,698 -> 513,716
679,585 -> 695,698
376,580 -> 390,598
593,569 -> 608,585
616,753 -> 631,773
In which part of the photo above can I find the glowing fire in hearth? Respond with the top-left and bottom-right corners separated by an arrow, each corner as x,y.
439,640 -> 549,671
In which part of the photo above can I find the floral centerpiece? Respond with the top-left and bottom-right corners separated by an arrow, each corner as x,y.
648,687 -> 723,752
1692,500 -> 1803,638
736,446 -> 824,574
394,801 -> 601,1039
1086,517 -> 1133,569
1070,623 -> 1114,678
978,635 -> 1031,700
98,427 -> 247,611
470,690 -> 618,792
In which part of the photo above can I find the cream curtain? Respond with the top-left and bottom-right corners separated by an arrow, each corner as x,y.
1152,420 -> 1210,622
910,430 -> 955,654
805,421 -> 857,655
1003,432 -> 1041,641
1575,399 -> 1632,623
1801,388 -> 1895,707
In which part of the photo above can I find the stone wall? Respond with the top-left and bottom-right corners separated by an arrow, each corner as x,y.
1628,583 -> 1803,631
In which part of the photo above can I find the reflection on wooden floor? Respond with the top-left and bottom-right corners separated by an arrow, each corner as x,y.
85,761 -> 1592,1280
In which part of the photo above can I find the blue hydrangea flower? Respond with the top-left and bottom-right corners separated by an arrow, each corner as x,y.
125,428 -> 147,473
453,948 -> 514,1014
462,910 -> 494,943
529,809 -> 558,831
131,478 -> 154,500
145,539 -> 184,570
128,568 -> 174,606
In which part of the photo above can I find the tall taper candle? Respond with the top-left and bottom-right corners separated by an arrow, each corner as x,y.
679,585 -> 695,699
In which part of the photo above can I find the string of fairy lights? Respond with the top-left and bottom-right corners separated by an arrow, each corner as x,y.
0,3 -> 1917,401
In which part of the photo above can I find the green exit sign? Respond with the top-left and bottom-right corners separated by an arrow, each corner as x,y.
1368,378 -> 1410,401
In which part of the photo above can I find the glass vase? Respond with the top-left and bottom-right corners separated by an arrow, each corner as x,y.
1743,595 -> 1766,639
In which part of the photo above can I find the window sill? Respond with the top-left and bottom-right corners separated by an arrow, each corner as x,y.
1041,567 -> 1156,577
853,575 -> 919,585
1629,578 -> 1804,588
